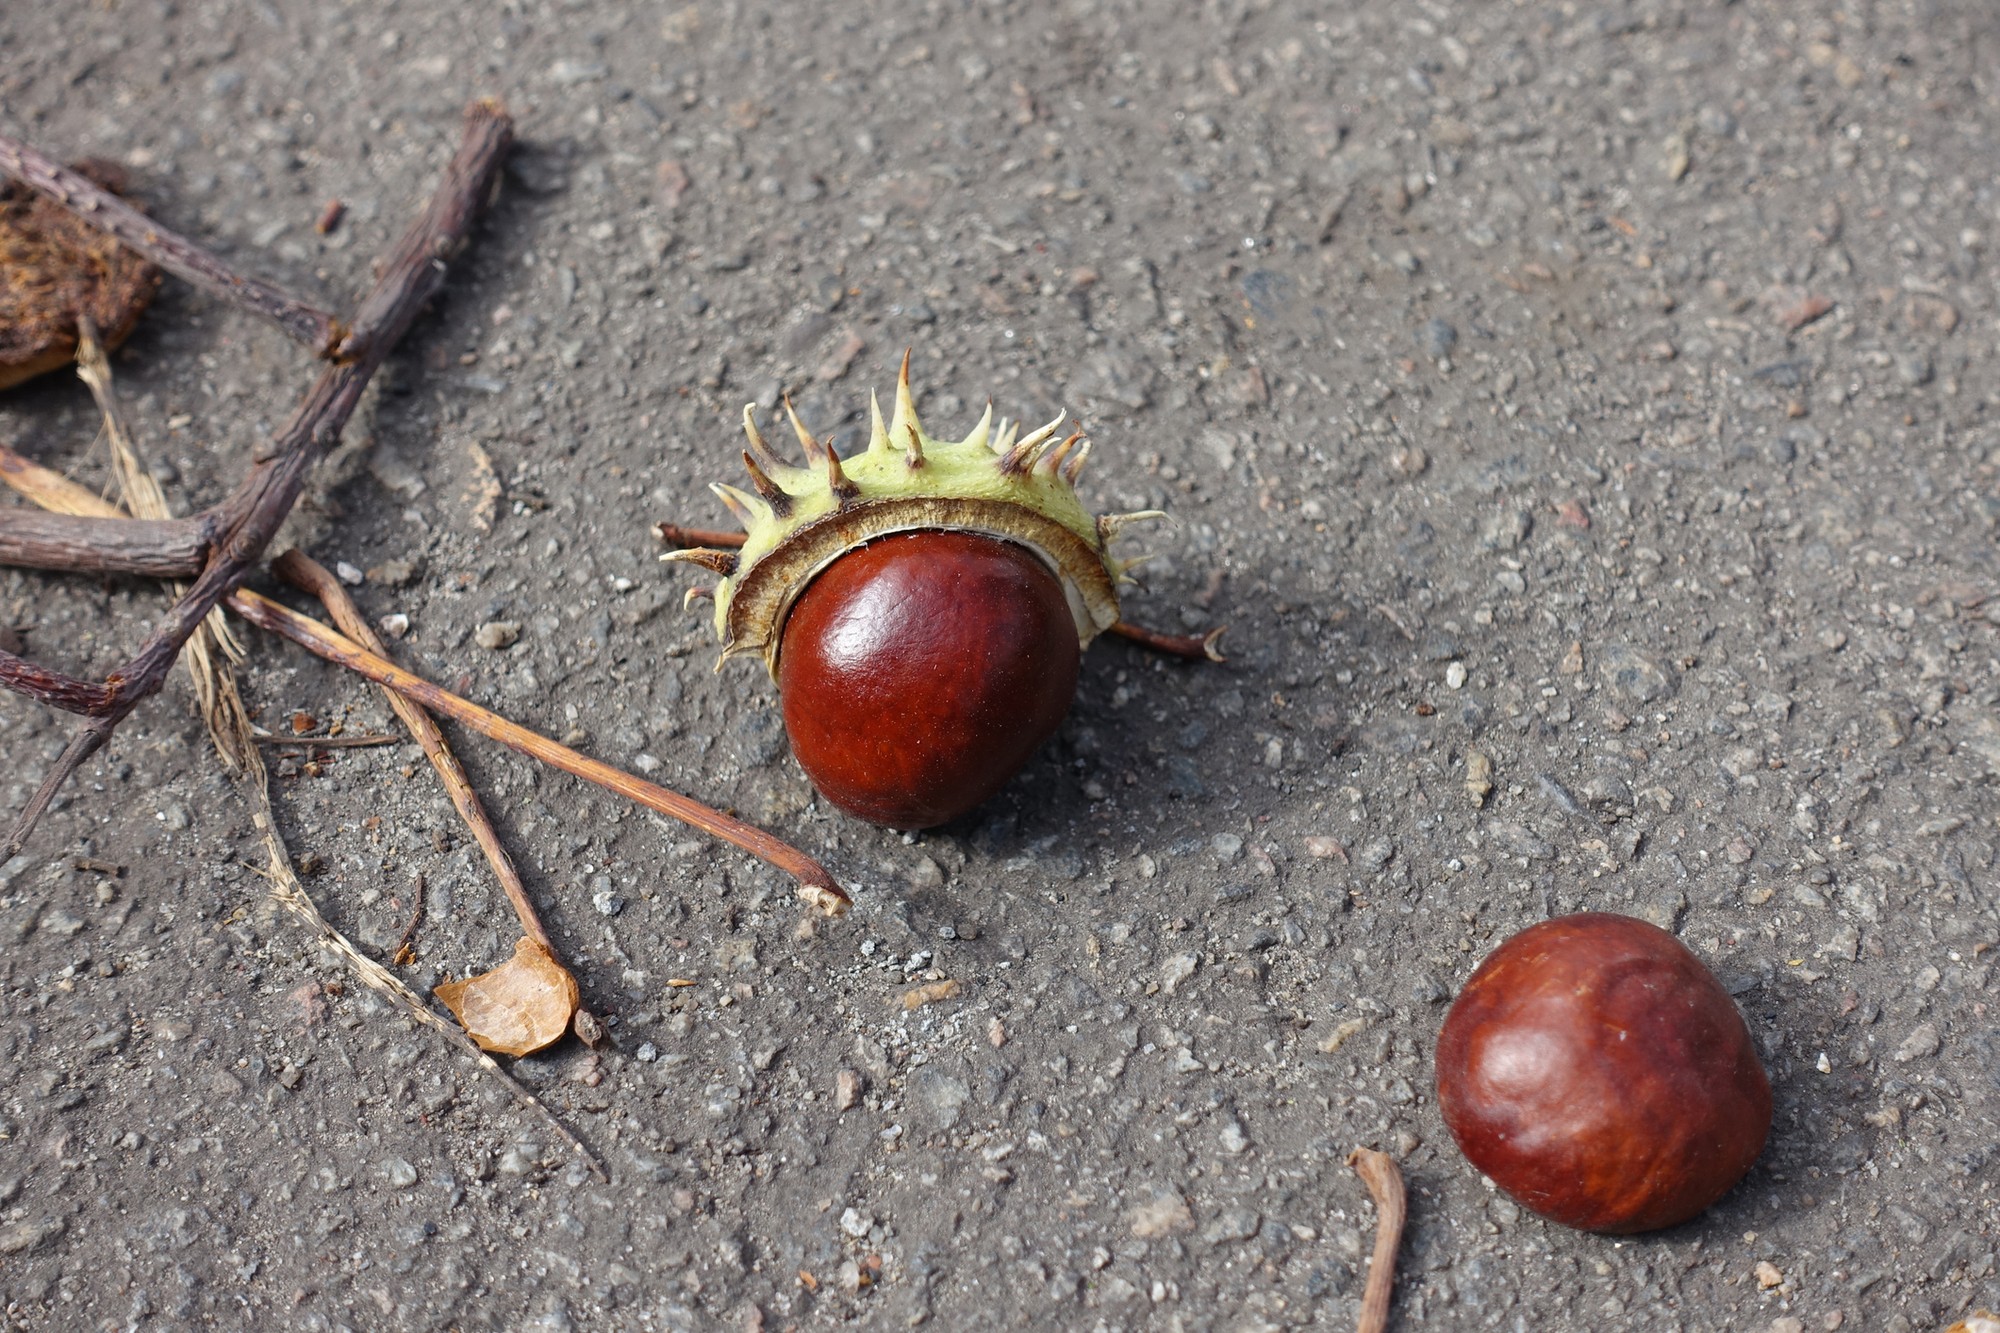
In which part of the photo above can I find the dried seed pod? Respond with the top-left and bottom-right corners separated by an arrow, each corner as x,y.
0,160 -> 161,390
663,357 -> 1163,828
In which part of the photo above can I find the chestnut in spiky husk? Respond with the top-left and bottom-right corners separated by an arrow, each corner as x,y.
663,358 -> 1160,829
1434,913 -> 1771,1234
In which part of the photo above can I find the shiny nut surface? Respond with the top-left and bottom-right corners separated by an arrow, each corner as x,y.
1435,912 -> 1772,1233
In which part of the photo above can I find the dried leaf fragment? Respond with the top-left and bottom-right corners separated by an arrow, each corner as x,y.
0,160 -> 161,390
1465,749 -> 1495,807
900,978 -> 962,1011
435,935 -> 580,1057
463,441 -> 501,533
1317,1016 -> 1367,1055
1771,290 -> 1834,332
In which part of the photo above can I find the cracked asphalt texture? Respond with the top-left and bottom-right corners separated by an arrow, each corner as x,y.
2,0 -> 1997,1328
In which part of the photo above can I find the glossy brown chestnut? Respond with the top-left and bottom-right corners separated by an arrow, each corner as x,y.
1434,912 -> 1771,1234
776,528 -> 1080,828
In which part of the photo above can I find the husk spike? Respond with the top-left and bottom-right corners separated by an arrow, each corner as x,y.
1097,510 -> 1166,545
998,412 -> 1066,475
1041,429 -> 1086,476
710,481 -> 764,527
741,405 -> 785,474
783,394 -> 827,465
889,348 -> 921,444
963,402 -> 994,452
1061,437 -> 1093,484
868,391 -> 891,452
824,447 -> 859,501
904,424 -> 926,469
740,450 -> 793,516
662,548 -> 739,577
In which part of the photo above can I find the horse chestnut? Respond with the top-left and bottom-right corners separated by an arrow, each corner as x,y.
777,529 -> 1079,827
664,358 -> 1161,827
1434,913 -> 1771,1233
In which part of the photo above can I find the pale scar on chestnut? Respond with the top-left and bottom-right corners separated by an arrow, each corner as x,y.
660,353 -> 1169,828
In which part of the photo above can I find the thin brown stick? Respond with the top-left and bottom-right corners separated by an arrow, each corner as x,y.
1346,1147 -> 1407,1333
254,731 -> 404,749
0,133 -> 344,355
652,520 -> 1228,661
1107,619 -> 1228,662
392,879 -> 426,966
224,588 -> 852,917
273,549 -> 554,950
653,522 -> 745,549
0,99 -> 513,858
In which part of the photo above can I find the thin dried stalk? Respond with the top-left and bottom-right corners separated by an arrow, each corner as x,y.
224,588 -> 851,916
1347,1148 -> 1407,1333
272,549 -> 552,950
0,441 -> 113,515
1105,619 -> 1228,662
73,322 -> 250,765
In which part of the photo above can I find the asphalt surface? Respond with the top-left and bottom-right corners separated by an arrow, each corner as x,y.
2,0 -> 1997,1328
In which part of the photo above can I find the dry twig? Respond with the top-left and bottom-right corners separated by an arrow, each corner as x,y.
1105,618 -> 1229,663
272,550 -> 554,951
1347,1147 -> 1408,1333
224,587 -> 851,916
0,98 -> 513,857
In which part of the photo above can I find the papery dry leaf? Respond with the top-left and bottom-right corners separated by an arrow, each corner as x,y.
1946,1313 -> 2000,1333
0,161 -> 160,390
464,441 -> 501,533
435,936 -> 580,1056
900,978 -> 962,1011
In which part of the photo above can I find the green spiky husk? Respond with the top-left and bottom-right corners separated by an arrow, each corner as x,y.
661,364 -> 1162,676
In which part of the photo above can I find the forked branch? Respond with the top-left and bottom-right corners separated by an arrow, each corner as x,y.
0,99 -> 514,858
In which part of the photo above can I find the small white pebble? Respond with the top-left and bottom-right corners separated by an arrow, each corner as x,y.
378,613 -> 410,639
336,561 -> 365,586
1445,661 -> 1468,689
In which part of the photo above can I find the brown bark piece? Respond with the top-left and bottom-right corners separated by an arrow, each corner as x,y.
0,161 -> 160,389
